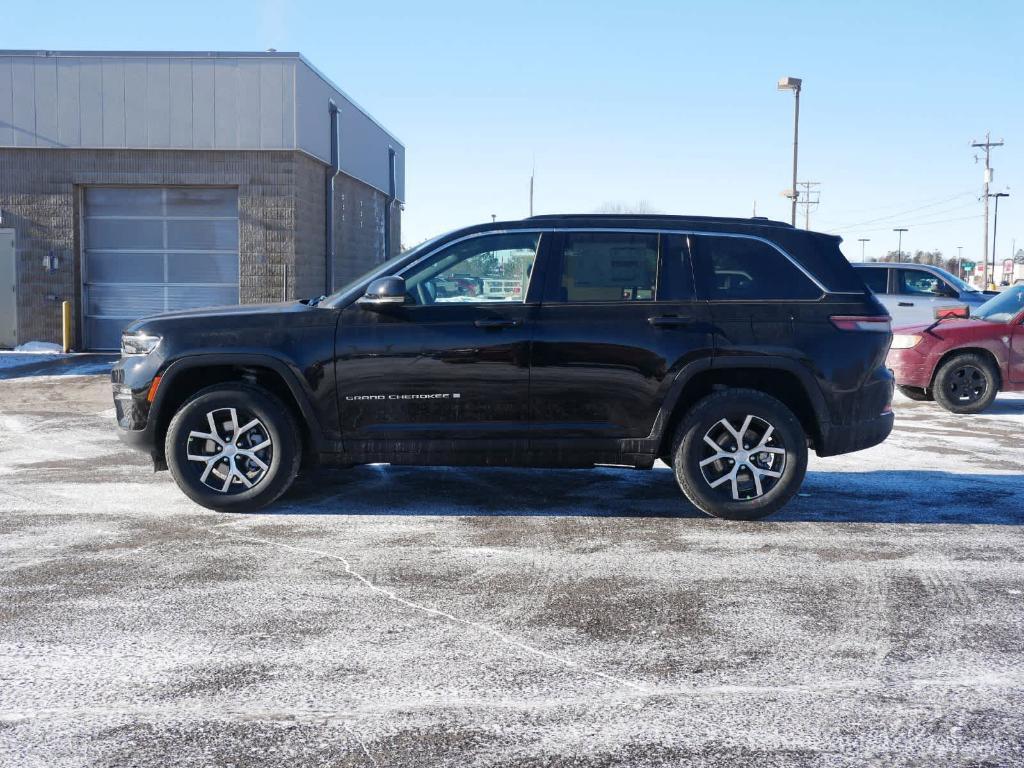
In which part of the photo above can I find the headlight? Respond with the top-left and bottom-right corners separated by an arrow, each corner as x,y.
890,334 -> 921,350
121,333 -> 162,356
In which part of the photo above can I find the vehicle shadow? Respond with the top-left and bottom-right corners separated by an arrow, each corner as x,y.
272,465 -> 1024,525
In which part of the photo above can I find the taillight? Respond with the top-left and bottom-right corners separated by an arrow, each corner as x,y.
830,315 -> 892,333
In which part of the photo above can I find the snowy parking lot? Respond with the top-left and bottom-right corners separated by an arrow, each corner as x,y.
2,371 -> 1023,767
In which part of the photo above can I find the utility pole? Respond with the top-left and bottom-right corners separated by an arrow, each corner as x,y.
858,238 -> 870,263
957,245 -> 963,280
796,182 -> 821,229
893,228 -> 908,263
972,132 -> 1004,288
989,192 -> 1009,286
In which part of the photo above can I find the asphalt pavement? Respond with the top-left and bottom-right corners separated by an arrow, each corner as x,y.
1,373 -> 1023,767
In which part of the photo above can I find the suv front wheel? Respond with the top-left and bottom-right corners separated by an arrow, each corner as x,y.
165,383 -> 302,512
671,389 -> 808,520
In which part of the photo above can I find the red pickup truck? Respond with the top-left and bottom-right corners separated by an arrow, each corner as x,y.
887,286 -> 1024,413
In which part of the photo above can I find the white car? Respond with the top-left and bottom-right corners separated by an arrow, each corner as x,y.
852,263 -> 991,326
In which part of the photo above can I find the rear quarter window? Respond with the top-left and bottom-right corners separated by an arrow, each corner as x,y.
693,235 -> 822,300
857,268 -> 889,294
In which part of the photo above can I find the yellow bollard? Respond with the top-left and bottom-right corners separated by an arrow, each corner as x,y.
61,301 -> 72,353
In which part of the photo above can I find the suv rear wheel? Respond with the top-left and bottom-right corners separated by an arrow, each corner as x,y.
932,353 -> 999,414
671,389 -> 808,520
165,383 -> 302,512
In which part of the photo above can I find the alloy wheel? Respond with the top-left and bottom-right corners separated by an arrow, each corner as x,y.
698,415 -> 787,501
185,407 -> 273,493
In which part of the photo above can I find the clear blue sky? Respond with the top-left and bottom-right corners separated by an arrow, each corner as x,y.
4,0 -> 1022,263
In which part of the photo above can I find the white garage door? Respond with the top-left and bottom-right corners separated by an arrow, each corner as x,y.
83,187 -> 239,350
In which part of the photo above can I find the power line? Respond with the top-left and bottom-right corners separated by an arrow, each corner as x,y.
817,189 -> 976,230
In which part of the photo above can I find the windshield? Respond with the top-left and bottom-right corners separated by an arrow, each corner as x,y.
320,234 -> 448,308
974,286 -> 1024,323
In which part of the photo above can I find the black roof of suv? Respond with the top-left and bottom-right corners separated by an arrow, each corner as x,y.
112,215 -> 893,520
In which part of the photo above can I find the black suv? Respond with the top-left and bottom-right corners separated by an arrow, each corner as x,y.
112,215 -> 894,520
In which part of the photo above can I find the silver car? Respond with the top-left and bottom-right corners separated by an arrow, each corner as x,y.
852,263 -> 990,326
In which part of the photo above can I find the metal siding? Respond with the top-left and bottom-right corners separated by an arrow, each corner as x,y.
0,58 -> 14,146
33,58 -> 59,147
281,59 -> 295,148
123,58 -> 147,147
237,59 -> 261,149
11,57 -> 35,147
213,59 -> 238,148
191,58 -> 215,149
78,57 -> 103,146
146,58 -> 171,147
0,53 -> 403,198
257,60 -> 283,148
56,57 -> 81,146
101,58 -> 126,147
167,58 -> 192,148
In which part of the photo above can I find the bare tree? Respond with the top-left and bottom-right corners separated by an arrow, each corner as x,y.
594,201 -> 661,215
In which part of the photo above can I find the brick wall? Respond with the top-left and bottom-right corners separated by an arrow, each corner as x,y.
332,171 -> 401,289
0,147 -> 400,347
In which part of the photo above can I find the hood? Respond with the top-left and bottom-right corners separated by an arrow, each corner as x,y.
893,317 -> 995,336
124,300 -> 313,330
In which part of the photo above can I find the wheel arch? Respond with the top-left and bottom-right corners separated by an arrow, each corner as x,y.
653,358 -> 826,458
929,346 -> 1003,391
150,354 -> 323,467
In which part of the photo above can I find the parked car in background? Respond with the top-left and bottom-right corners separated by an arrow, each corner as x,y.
887,286 -> 1024,412
852,263 -> 990,326
112,215 -> 895,520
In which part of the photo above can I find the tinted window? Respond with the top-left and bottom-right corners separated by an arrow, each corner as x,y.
554,232 -> 658,302
897,269 -> 952,297
402,232 -> 539,305
659,235 -> 696,300
694,236 -> 821,300
858,268 -> 889,294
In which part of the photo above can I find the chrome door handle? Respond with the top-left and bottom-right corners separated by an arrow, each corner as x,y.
474,319 -> 520,329
648,315 -> 694,327
897,302 -> 914,307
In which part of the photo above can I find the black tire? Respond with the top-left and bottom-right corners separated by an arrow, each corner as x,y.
165,383 -> 302,512
671,389 -> 808,521
897,385 -> 933,402
932,353 -> 999,414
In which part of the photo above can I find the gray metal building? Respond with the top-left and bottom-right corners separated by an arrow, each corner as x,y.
0,50 -> 405,350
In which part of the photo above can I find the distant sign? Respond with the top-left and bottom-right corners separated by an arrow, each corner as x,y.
1003,259 -> 1014,276
962,260 -> 976,272
975,263 -> 985,275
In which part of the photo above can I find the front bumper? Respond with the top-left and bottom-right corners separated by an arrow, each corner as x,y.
111,358 -> 162,462
886,347 -> 933,389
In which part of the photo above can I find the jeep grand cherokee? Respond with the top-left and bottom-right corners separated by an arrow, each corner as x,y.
112,215 -> 894,520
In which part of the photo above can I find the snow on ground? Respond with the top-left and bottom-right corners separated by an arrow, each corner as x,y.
1,377 -> 1023,767
0,352 -> 115,378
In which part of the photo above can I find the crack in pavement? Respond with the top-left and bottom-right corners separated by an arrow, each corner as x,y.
200,522 -> 651,694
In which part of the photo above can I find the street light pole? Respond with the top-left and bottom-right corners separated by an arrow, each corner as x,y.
989,192 -> 1009,286
957,245 -> 964,280
777,77 -> 802,227
893,228 -> 908,263
858,238 -> 870,262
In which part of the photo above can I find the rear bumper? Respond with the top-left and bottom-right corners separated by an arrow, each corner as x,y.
817,411 -> 895,458
886,347 -> 933,389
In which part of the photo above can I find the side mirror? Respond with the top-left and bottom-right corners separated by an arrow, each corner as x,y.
358,276 -> 406,308
934,305 -> 969,320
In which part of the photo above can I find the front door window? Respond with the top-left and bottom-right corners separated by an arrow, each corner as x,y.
403,233 -> 540,305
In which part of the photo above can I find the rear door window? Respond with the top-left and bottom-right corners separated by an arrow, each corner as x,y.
548,232 -> 659,302
693,235 -> 822,300
858,268 -> 889,294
